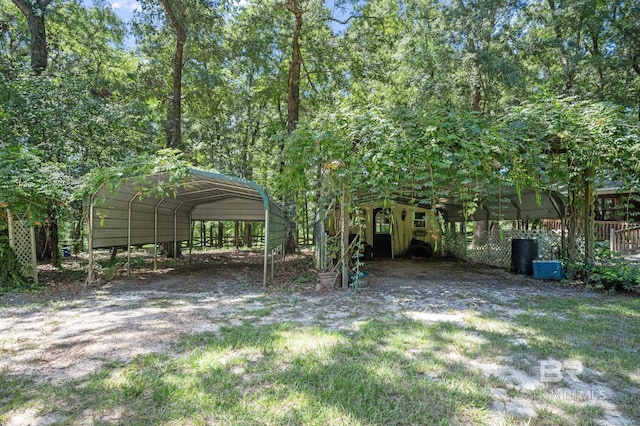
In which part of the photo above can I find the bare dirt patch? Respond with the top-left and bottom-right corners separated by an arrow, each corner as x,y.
1,250 -> 637,425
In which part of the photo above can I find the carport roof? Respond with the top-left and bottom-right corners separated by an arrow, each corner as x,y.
86,168 -> 286,286
91,168 -> 280,214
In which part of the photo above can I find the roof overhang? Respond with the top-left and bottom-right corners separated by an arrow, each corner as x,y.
351,186 -> 566,223
438,189 -> 566,222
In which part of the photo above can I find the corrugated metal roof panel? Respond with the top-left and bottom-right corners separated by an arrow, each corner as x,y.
88,168 -> 284,249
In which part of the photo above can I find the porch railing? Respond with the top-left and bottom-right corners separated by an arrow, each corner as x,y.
541,220 -> 634,241
610,226 -> 640,255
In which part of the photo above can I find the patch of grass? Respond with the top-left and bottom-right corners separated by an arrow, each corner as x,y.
245,306 -> 274,317
512,297 -> 640,375
47,299 -> 87,312
503,295 -> 640,421
0,373 -> 34,420
148,298 -> 177,308
2,291 -> 638,425
530,408 -> 569,425
0,319 -> 495,425
297,274 -> 316,284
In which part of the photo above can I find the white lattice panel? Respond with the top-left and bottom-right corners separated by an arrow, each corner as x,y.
443,228 -> 572,270
7,211 -> 37,282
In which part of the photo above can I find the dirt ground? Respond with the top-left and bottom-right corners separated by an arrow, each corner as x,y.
0,250 -> 636,425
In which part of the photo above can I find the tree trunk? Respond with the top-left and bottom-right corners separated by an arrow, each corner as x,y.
565,157 -> 584,277
12,0 -> 51,75
285,2 -> 303,134
35,225 -> 49,261
547,0 -> 575,94
164,242 -> 182,258
469,60 -> 483,112
633,62 -> 640,128
217,221 -> 224,247
282,0 -> 304,254
160,0 -> 186,149
244,222 -> 252,248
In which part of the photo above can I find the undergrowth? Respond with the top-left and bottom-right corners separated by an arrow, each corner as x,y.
579,243 -> 640,293
0,232 -> 39,292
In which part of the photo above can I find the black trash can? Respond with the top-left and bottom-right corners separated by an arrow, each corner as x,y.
511,239 -> 538,275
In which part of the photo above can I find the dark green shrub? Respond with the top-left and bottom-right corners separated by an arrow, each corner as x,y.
581,243 -> 640,293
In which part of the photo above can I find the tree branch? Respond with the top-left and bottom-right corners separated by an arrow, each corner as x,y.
300,53 -> 318,94
324,14 -> 382,25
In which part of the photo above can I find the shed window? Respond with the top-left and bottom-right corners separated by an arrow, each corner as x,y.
375,210 -> 391,234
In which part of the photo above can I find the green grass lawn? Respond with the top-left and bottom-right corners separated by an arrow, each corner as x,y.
1,293 -> 639,425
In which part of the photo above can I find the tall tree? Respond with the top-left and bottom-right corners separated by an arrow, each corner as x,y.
159,0 -> 187,149
278,0 -> 338,253
11,0 -> 51,74
282,0 -> 304,134
135,0 -> 222,151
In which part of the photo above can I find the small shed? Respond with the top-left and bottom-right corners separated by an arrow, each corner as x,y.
326,195 -> 441,259
86,168 -> 286,286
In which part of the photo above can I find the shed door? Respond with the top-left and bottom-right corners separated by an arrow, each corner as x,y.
373,208 -> 392,258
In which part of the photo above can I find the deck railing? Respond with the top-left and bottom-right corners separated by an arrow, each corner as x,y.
610,226 -> 640,255
541,220 -> 634,241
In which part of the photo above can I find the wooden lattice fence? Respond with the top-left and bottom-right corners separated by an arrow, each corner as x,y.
6,210 -> 38,283
443,229 -> 571,269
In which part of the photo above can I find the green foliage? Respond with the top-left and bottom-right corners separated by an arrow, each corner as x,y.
579,243 -> 640,293
0,225 -> 38,292
2,0 -> 640,267
0,144 -> 68,221
80,148 -> 193,202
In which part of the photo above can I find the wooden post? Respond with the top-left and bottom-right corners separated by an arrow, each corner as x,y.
584,167 -> 596,264
610,227 -> 616,254
341,191 -> 349,289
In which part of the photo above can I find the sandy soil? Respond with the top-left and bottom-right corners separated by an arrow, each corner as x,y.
0,251 -> 635,425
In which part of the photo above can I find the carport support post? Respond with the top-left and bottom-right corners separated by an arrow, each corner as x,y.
173,209 -> 178,266
263,209 -> 269,286
154,202 -> 159,270
188,211 -> 193,265
127,194 -> 137,277
86,199 -> 95,285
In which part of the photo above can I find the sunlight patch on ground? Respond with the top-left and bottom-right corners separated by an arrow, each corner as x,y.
2,405 -> 64,426
276,329 -> 344,354
193,347 -> 264,373
403,310 -> 466,325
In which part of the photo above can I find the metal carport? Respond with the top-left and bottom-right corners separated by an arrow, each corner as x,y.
85,168 -> 286,286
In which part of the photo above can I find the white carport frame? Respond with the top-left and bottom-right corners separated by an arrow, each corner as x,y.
85,168 -> 286,286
